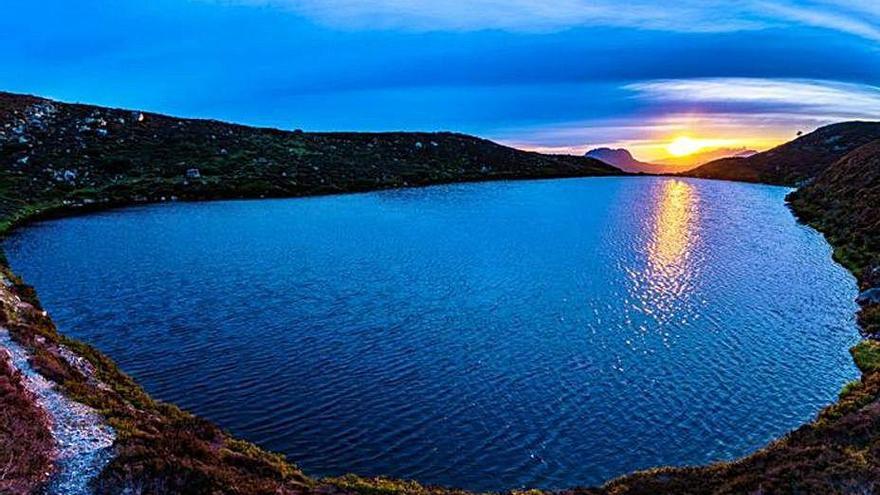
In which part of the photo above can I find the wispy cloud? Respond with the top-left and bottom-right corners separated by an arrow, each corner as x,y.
626,78 -> 880,120
758,1 -> 880,43
215,0 -> 880,40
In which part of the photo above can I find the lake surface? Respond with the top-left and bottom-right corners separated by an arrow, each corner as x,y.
6,177 -> 860,490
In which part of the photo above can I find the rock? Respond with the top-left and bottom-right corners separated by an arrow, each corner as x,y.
864,263 -> 880,288
857,288 -> 880,306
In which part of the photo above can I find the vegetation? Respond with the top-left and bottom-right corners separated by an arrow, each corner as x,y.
788,140 -> 880,283
0,348 -> 54,494
2,91 -> 880,494
853,341 -> 880,374
0,90 -> 620,234
684,122 -> 880,186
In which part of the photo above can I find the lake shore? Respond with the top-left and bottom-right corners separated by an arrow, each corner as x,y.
2,91 -> 879,494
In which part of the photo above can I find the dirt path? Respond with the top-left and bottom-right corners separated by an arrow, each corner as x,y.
0,329 -> 115,495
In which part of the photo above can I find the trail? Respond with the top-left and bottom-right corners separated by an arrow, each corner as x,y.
0,329 -> 115,495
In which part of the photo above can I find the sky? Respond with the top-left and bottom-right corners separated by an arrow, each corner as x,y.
2,0 -> 879,161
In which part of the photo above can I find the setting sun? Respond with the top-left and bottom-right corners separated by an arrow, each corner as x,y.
667,136 -> 705,157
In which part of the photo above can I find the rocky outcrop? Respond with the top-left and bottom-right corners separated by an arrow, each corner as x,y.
585,148 -> 653,173
586,146 -> 759,174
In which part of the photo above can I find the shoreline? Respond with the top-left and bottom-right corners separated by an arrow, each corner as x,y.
0,174 -> 875,494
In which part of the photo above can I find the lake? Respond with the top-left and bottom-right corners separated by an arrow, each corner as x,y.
5,176 -> 860,491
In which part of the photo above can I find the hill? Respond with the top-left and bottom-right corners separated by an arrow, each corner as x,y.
685,122 -> 880,185
789,139 -> 880,290
0,91 -> 620,231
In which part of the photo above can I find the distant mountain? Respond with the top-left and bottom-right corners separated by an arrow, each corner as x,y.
584,148 -> 654,173
655,147 -> 757,168
585,146 -> 757,174
685,122 -> 880,185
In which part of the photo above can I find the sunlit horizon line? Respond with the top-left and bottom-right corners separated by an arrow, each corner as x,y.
508,137 -> 783,163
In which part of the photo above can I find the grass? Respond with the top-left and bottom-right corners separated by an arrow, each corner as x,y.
839,379 -> 862,400
852,341 -> 880,373
0,342 -> 54,493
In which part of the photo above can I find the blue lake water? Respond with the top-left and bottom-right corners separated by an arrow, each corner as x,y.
5,176 -> 861,490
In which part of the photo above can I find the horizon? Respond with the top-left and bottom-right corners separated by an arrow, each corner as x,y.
3,1 -> 880,162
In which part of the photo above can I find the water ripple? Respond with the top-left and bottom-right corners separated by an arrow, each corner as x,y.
4,177 -> 861,492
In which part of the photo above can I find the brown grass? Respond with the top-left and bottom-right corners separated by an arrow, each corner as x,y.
0,351 -> 55,494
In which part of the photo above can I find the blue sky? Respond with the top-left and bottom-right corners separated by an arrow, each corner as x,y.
2,0 -> 879,159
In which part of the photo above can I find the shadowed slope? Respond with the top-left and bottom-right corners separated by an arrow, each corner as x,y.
789,139 -> 880,287
0,345 -> 54,494
0,91 -> 620,230
685,122 -> 880,185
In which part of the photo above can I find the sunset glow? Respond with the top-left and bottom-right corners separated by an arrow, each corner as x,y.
666,137 -> 704,157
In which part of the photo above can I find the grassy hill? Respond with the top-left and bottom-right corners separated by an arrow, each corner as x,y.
0,91 -> 619,234
789,139 -> 880,290
684,122 -> 880,185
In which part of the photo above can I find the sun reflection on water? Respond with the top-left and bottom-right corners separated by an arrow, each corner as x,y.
630,179 -> 703,329
648,179 -> 698,283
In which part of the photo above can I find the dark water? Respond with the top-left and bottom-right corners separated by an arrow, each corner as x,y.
6,177 -> 860,490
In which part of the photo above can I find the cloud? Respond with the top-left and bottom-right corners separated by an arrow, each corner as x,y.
496,78 -> 880,160
758,1 -> 880,42
625,78 -> 880,120
499,113 -> 802,158
214,0 -> 754,32
214,0 -> 880,40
